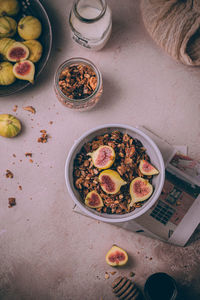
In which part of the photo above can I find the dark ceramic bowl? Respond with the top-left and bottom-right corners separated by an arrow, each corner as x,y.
0,0 -> 52,97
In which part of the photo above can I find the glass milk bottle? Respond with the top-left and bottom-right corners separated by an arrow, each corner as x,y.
69,0 -> 112,50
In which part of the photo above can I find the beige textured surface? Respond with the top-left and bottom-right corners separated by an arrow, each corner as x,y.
0,0 -> 200,299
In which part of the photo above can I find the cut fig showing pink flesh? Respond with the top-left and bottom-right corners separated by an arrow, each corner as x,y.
99,169 -> 127,194
106,245 -> 128,266
13,60 -> 35,83
139,160 -> 159,176
101,174 -> 116,193
89,145 -> 115,169
85,191 -> 103,208
6,42 -> 29,62
129,177 -> 153,204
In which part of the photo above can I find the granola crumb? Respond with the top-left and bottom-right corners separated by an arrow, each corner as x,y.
13,105 -> 18,112
38,130 -> 48,143
13,154 -> 16,158
110,271 -> 117,275
29,159 -> 33,163
8,197 -> 16,208
49,121 -> 53,125
105,272 -> 110,280
18,185 -> 22,190
25,152 -> 32,157
129,272 -> 135,277
5,170 -> 13,178
23,106 -> 36,114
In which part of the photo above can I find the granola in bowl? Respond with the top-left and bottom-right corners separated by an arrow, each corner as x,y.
73,130 -> 159,215
65,124 -> 165,222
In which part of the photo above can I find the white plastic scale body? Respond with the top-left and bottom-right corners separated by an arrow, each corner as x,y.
73,127 -> 200,247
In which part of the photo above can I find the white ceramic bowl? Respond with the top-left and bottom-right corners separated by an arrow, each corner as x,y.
65,124 -> 165,223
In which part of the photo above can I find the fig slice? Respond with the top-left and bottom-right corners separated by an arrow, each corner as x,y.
139,160 -> 159,176
6,42 -> 29,62
13,60 -> 35,83
88,145 -> 115,169
106,245 -> 128,267
85,191 -> 103,208
99,169 -> 127,194
129,177 -> 153,205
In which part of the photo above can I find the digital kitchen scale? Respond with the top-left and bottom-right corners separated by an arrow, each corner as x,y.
73,127 -> 200,246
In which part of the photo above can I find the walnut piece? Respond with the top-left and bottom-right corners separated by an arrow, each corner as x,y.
25,152 -> 32,157
23,106 -> 36,114
5,170 -> 13,178
38,130 -> 48,143
8,197 -> 16,208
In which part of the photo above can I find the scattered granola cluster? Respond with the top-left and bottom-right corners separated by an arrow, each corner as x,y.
73,131 -> 153,215
38,130 -> 48,143
5,170 -> 13,178
8,197 -> 16,208
25,152 -> 32,157
59,64 -> 97,100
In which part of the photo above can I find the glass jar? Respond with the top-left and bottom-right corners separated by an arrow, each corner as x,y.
54,57 -> 103,111
69,0 -> 112,50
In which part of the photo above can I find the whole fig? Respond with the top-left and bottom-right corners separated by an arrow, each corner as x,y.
0,0 -> 19,17
0,16 -> 17,38
0,38 -> 15,55
0,61 -> 15,85
23,39 -> 42,63
18,16 -> 42,40
0,114 -> 21,138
